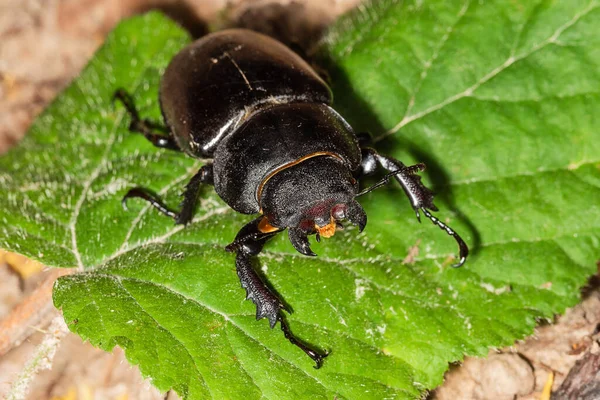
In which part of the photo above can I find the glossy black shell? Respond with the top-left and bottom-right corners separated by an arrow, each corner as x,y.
159,29 -> 361,214
160,29 -> 332,156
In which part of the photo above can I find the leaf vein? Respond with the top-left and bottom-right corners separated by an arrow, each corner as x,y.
112,276 -> 213,398
378,2 -> 600,140
105,205 -> 231,264
446,159 -> 599,187
401,0 -> 471,122
113,274 -> 331,395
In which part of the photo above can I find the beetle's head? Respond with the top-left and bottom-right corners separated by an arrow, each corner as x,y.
259,156 -> 367,256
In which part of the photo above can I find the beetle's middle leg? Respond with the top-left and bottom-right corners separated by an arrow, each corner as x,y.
123,164 -> 213,225
113,88 -> 180,151
226,217 -> 329,369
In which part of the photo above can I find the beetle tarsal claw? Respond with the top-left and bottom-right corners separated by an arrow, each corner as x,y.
420,207 -> 469,267
415,209 -> 421,223
278,315 -> 329,369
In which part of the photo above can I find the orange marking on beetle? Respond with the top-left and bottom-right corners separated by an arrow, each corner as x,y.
315,217 -> 336,238
258,217 -> 279,233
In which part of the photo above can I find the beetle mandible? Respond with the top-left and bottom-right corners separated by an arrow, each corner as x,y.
114,29 -> 469,369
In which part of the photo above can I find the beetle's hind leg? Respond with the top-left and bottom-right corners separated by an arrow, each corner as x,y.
226,217 -> 329,369
113,88 -> 180,151
123,164 -> 213,225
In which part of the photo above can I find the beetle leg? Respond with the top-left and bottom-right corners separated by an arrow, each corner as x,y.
113,88 -> 180,151
226,217 -> 328,368
122,164 -> 213,225
176,166 -> 213,225
122,187 -> 177,219
358,146 -> 379,177
359,148 -> 468,267
356,132 -> 373,147
360,148 -> 436,215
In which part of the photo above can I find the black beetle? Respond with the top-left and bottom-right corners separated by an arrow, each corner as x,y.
114,29 -> 468,369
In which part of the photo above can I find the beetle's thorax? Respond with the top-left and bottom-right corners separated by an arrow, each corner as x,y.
211,102 -> 361,215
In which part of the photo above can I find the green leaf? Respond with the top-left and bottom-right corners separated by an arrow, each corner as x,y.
1,1 -> 599,398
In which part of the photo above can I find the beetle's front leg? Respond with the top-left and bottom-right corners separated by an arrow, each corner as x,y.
226,217 -> 328,368
227,217 -> 286,327
359,146 -> 468,267
360,148 -> 436,216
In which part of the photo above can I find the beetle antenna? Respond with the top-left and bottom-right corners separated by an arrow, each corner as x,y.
355,170 -> 403,197
420,207 -> 468,268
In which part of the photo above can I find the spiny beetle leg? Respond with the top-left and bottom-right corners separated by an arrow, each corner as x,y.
236,250 -> 286,325
122,165 -> 213,225
362,148 -> 437,212
229,217 -> 328,368
113,88 -> 180,151
358,147 -> 468,266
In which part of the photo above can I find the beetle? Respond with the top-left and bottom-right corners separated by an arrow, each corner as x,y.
114,29 -> 468,369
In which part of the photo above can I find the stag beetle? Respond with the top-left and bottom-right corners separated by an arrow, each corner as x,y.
114,29 -> 468,369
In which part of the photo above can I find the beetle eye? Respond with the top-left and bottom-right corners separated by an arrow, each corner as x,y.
331,204 -> 346,220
